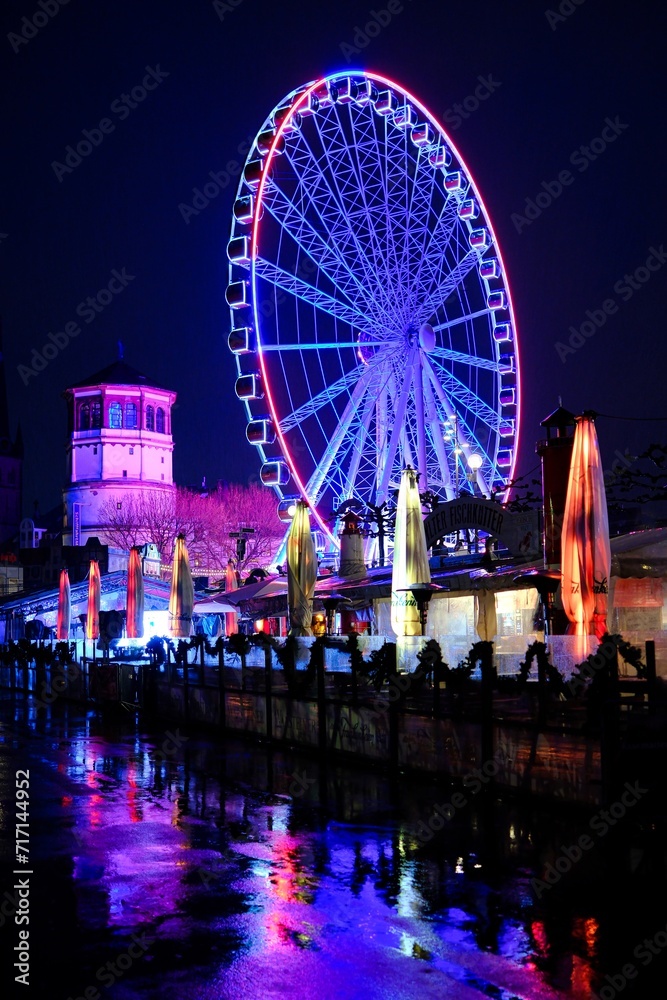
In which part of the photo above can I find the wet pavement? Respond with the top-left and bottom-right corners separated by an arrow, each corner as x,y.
1,694 -> 667,999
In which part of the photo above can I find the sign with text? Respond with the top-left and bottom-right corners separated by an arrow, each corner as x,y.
423,498 -> 540,558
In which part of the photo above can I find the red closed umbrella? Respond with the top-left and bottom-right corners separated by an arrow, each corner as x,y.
561,414 -> 611,657
86,560 -> 100,640
57,568 -> 71,641
126,547 -> 144,638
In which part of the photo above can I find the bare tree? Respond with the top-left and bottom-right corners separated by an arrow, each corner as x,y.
98,490 -> 177,557
97,483 -> 284,575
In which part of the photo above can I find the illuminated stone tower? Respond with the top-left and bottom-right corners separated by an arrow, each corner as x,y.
62,358 -> 176,546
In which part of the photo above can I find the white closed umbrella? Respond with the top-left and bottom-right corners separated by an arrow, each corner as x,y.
169,535 -> 194,638
287,501 -> 317,636
475,589 -> 497,641
391,467 -> 431,637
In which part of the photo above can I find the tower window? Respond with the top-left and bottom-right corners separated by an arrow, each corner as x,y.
156,407 -> 165,434
93,446 -> 98,455
161,457 -> 164,464
125,402 -> 138,429
91,401 -> 102,429
79,402 -> 90,430
129,447 -> 134,455
109,402 -> 122,429
161,473 -> 164,481
123,470 -> 127,478
146,405 -> 154,431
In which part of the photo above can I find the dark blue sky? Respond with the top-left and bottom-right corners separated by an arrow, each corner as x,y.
1,0 -> 666,513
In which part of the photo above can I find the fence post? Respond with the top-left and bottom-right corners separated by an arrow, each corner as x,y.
316,642 -> 327,757
388,652 -> 399,770
182,644 -> 190,723
264,644 -> 273,742
218,641 -> 226,731
645,640 -> 657,715
480,642 -> 494,767
601,649 -> 621,803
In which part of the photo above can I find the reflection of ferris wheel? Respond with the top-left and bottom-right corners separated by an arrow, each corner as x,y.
227,70 -> 520,546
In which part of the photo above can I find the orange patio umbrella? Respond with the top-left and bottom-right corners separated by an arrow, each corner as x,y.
561,413 -> 611,657
126,546 -> 144,638
169,535 -> 194,638
57,568 -> 71,641
86,560 -> 101,640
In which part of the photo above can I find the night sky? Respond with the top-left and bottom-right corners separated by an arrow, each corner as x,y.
1,0 -> 666,515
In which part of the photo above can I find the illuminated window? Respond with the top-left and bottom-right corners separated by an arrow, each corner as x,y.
109,402 -> 122,428
79,403 -> 90,430
124,402 -> 138,429
156,407 -> 165,434
145,405 -> 154,431
91,402 -> 102,429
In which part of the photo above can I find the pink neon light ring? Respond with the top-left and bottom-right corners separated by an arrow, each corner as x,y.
229,70 -> 521,547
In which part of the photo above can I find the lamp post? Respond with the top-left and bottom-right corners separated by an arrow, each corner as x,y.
465,453 -> 484,553
320,593 -> 351,636
398,582 -> 441,636
230,526 -> 255,563
466,453 -> 483,493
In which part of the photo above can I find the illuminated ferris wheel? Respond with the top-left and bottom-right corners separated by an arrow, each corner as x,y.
227,70 -> 520,545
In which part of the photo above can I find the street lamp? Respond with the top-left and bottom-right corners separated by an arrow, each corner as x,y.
467,452 -> 483,482
320,593 -> 351,635
230,526 -> 255,563
398,582 -> 441,636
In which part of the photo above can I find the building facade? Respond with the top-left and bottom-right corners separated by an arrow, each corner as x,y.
62,360 -> 177,547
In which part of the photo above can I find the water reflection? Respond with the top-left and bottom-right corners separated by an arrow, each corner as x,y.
2,698 -> 665,998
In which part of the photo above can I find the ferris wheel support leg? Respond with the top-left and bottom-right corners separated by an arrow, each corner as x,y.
414,356 -> 429,490
376,348 -> 417,504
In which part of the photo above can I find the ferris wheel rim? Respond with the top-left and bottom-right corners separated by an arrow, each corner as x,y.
230,70 -> 521,546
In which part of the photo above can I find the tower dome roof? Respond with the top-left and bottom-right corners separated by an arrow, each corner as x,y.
68,360 -> 174,392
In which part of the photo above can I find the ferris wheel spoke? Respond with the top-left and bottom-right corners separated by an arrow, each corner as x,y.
431,308 -> 494,334
261,341 -> 388,352
287,125 -> 397,320
414,359 -> 429,486
336,101 -> 407,323
410,200 -> 461,305
254,257 -> 371,331
375,349 -> 419,503
450,409 -> 493,496
302,367 -> 378,505
430,347 -> 498,371
422,375 -> 454,497
418,248 -> 483,322
426,355 -> 499,431
401,150 -> 443,308
331,358 -> 396,504
262,182 -> 383,323
278,350 -> 392,433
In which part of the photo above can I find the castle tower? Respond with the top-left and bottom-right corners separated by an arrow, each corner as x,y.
62,358 -> 176,547
536,403 -> 575,568
0,322 -> 23,546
